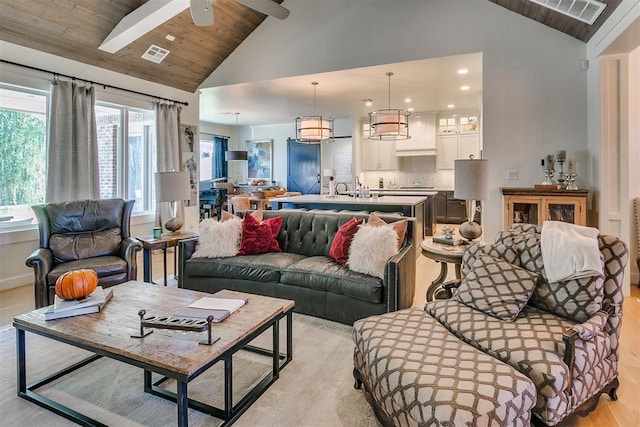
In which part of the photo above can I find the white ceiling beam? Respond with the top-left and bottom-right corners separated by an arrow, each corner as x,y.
98,0 -> 190,54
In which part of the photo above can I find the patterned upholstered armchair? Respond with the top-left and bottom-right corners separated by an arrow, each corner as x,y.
26,199 -> 142,308
428,224 -> 629,425
353,223 -> 628,426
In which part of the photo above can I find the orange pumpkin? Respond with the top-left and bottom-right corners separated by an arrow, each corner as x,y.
55,269 -> 99,300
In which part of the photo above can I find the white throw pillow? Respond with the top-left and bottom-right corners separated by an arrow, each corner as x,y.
192,216 -> 242,258
347,224 -> 399,279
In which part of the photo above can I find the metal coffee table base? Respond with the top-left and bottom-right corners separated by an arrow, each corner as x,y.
16,310 -> 293,427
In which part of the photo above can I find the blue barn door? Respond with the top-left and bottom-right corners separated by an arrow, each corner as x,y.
287,140 -> 320,194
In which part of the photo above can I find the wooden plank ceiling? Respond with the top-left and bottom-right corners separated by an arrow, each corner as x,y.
0,0 -> 621,93
0,0 -> 280,92
488,0 -> 622,42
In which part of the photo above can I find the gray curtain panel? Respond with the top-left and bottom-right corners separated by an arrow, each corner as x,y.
46,79 -> 99,203
154,101 -> 183,229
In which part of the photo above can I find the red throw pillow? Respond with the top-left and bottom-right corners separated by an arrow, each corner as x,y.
329,218 -> 364,265
238,214 -> 283,255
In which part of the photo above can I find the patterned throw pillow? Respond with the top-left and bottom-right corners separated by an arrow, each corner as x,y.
455,254 -> 538,321
516,232 -> 604,322
461,242 -> 520,277
347,224 -> 399,279
192,216 -> 242,258
238,214 -> 282,255
328,218 -> 364,265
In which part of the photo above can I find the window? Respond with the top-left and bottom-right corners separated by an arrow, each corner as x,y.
0,83 -> 157,229
95,103 -> 156,213
0,85 -> 47,225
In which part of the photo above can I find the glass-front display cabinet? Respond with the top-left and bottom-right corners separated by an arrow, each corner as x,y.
501,188 -> 588,229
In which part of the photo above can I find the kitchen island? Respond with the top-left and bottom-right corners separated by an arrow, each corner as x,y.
271,194 -> 426,242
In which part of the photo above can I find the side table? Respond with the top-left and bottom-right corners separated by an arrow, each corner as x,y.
137,231 -> 198,286
421,238 -> 466,302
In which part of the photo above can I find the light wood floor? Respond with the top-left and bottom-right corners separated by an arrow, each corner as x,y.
1,250 -> 639,426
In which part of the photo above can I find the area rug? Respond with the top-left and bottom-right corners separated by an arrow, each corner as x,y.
0,313 -> 379,426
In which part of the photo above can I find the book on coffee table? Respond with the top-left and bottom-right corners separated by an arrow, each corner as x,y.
45,288 -> 113,320
174,296 -> 248,322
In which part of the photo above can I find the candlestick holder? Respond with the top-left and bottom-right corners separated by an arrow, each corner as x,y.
556,158 -> 567,189
542,169 -> 555,185
566,173 -> 578,190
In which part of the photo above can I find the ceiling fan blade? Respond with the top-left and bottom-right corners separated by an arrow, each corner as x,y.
190,0 -> 214,26
235,0 -> 290,19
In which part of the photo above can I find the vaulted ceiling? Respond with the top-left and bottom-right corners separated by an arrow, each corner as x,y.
0,0 -> 622,94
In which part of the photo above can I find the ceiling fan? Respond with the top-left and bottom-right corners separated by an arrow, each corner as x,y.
99,0 -> 290,54
190,0 -> 290,25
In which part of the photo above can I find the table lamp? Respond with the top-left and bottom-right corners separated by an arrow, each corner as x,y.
155,171 -> 190,233
454,158 -> 489,241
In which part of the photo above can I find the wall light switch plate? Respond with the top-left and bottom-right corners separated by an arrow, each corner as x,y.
507,170 -> 519,180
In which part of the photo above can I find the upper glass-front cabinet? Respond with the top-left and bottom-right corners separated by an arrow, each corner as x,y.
437,113 -> 479,135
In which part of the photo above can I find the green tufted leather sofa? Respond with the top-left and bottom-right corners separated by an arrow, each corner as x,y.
178,210 -> 416,325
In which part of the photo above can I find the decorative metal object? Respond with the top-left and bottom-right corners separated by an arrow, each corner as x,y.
556,158 -> 567,189
542,168 -> 555,185
566,173 -> 578,190
130,309 -> 220,345
441,225 -> 454,239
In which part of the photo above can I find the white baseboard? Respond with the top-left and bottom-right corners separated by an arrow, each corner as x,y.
0,273 -> 32,292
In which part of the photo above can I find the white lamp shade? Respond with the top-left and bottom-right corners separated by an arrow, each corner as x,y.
369,109 -> 410,140
323,168 -> 335,177
296,116 -> 334,142
155,171 -> 190,202
454,159 -> 489,201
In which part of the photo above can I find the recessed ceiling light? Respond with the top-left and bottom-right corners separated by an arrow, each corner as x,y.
404,98 -> 411,103
447,104 -> 455,109
165,34 -> 176,42
460,85 -> 470,91
457,68 -> 468,75
362,98 -> 373,106
407,107 -> 415,112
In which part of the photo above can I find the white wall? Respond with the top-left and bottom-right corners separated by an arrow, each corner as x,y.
586,0 -> 640,292
205,0 -> 589,241
0,41 -> 199,291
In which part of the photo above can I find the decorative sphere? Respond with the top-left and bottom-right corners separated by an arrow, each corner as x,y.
165,217 -> 184,232
459,221 -> 482,241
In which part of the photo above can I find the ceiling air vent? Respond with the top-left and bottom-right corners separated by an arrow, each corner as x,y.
141,45 -> 170,64
529,0 -> 606,25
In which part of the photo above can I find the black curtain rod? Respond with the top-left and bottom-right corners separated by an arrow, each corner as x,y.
1,59 -> 189,106
201,131 -> 231,139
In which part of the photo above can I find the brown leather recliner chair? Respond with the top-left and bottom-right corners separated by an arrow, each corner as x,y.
26,198 -> 143,308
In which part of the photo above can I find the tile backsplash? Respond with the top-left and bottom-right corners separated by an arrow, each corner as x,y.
362,156 -> 454,190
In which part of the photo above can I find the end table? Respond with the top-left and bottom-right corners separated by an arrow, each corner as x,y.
421,238 -> 466,301
137,231 -> 198,285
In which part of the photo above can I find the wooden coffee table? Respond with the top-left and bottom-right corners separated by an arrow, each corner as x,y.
13,281 -> 294,427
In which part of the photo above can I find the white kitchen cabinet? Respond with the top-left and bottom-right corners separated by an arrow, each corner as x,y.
362,139 -> 398,170
396,114 -> 436,156
436,111 -> 481,170
361,121 -> 398,170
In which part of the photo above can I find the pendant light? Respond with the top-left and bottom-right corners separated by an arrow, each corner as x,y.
369,72 -> 411,140
295,82 -> 334,144
225,112 -> 247,161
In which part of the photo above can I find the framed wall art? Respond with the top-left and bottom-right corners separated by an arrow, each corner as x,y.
246,139 -> 272,180
180,124 -> 198,206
